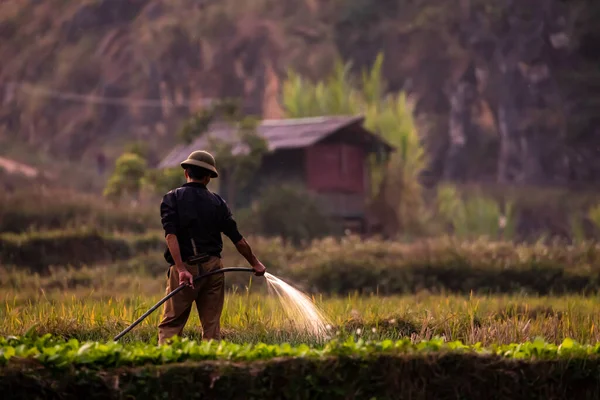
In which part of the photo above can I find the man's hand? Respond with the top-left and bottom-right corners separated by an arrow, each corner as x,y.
176,265 -> 194,288
252,261 -> 266,276
234,238 -> 266,277
165,234 -> 193,287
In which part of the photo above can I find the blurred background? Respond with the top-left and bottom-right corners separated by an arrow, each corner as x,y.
1,0 -> 600,281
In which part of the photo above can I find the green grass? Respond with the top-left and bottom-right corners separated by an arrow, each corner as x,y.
1,335 -> 598,369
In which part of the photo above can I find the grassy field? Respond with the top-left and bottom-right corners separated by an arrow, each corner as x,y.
3,266 -> 600,399
3,250 -> 600,399
3,186 -> 600,399
2,265 -> 600,347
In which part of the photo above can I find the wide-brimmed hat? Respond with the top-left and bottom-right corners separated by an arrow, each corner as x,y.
180,150 -> 218,178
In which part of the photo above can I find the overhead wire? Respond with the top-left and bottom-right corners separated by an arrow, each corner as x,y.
1,81 -> 215,108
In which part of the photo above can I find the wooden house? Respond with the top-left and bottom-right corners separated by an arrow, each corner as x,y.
158,116 -> 394,233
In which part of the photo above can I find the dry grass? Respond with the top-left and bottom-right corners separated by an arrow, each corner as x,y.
1,265 -> 599,346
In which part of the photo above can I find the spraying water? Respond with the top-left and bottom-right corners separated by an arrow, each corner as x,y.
264,272 -> 332,341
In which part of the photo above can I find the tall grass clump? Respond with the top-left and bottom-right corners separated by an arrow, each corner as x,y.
436,184 -> 517,240
588,204 -> 600,232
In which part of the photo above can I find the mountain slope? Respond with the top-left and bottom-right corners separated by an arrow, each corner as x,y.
0,0 -> 598,186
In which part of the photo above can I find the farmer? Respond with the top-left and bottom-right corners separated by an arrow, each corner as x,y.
157,150 -> 266,345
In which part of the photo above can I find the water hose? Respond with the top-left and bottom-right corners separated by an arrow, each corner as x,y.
113,267 -> 255,341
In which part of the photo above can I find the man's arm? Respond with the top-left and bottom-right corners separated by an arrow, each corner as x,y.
165,234 -> 185,270
234,238 -> 266,276
219,199 -> 266,276
161,192 -> 194,286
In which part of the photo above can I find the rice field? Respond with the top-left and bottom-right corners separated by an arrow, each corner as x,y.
2,265 -> 600,346
3,257 -> 600,399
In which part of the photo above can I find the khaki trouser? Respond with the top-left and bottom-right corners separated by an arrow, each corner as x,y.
157,256 -> 224,345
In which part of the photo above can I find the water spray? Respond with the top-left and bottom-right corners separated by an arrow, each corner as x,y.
113,268 -> 331,342
264,272 -> 332,340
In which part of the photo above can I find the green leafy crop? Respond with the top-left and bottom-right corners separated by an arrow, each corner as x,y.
1,335 -> 598,370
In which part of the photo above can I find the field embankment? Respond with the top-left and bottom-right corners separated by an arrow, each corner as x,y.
3,230 -> 600,296
1,336 -> 600,400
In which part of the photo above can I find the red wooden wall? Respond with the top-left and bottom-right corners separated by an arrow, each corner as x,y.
305,143 -> 365,193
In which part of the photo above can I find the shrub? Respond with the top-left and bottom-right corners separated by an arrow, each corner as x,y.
142,167 -> 185,196
103,152 -> 147,202
589,204 -> 600,232
250,185 -> 339,245
436,184 -> 517,240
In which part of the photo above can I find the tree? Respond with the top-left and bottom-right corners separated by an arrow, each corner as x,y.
253,184 -> 337,246
176,98 -> 243,144
142,167 -> 185,196
207,116 -> 268,211
176,98 -> 268,211
103,152 -> 147,202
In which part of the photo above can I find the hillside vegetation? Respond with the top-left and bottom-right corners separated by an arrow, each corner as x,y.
1,0 -> 599,187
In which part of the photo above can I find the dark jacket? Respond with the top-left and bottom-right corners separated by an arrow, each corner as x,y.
160,182 -> 243,264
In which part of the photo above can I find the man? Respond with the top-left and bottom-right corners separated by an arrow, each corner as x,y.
157,150 -> 266,345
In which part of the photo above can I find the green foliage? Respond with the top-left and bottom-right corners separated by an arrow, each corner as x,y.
436,184 -> 516,240
3,341 -> 600,399
176,98 -> 244,144
208,115 -> 268,209
142,167 -> 185,196
102,152 -> 147,201
365,92 -> 427,232
5,228 -> 600,296
1,335 -> 599,370
250,185 -> 338,245
285,236 -> 600,296
588,204 -> 600,231
177,108 -> 215,144
570,214 -> 587,243
212,116 -> 267,187
174,97 -> 267,209
282,58 -> 363,118
281,62 -> 362,118
124,141 -> 150,159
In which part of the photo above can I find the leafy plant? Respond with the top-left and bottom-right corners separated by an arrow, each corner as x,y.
142,167 -> 185,196
251,184 -> 338,245
570,214 -> 587,243
1,335 -> 599,370
103,152 -> 148,202
176,98 -> 244,144
588,204 -> 600,232
208,115 -> 268,210
436,184 -> 516,240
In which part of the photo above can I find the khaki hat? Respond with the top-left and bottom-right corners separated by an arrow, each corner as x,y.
180,150 -> 219,178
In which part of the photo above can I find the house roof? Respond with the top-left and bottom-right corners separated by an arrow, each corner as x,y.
158,115 -> 393,169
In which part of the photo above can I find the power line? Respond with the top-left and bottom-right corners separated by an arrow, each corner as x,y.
2,82 -> 215,108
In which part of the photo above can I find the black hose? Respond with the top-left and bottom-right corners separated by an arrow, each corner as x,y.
113,267 -> 255,341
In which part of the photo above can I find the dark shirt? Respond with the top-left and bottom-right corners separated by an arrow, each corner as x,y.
160,182 -> 243,264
